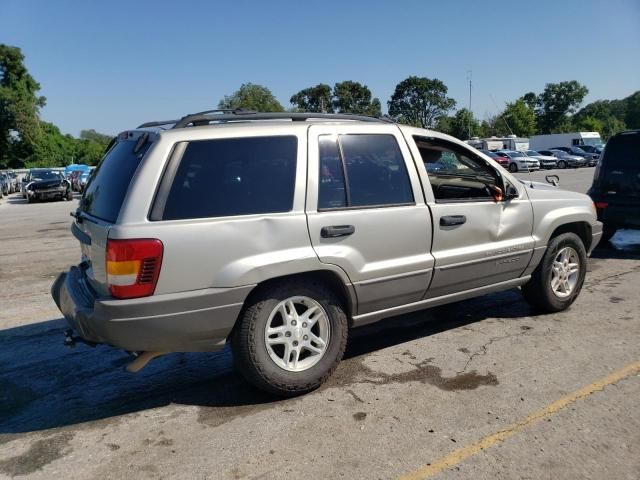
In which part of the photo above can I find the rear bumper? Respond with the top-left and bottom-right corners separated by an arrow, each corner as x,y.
51,266 -> 254,352
592,199 -> 640,230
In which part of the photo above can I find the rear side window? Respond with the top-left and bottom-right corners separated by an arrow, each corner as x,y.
318,134 -> 414,209
80,139 -> 148,222
603,133 -> 640,168
160,136 -> 297,220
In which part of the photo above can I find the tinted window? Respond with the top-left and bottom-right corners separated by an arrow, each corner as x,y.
80,140 -> 149,222
318,134 -> 413,209
340,135 -> 413,207
603,133 -> 640,168
318,136 -> 347,209
162,136 -> 297,220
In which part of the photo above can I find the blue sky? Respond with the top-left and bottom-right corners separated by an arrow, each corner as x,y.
2,0 -> 639,136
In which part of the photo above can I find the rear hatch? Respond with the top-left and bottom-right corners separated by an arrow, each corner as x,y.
597,131 -> 640,201
73,131 -> 152,296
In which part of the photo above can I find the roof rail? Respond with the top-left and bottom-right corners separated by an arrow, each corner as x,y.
136,110 -> 394,130
172,110 -> 393,129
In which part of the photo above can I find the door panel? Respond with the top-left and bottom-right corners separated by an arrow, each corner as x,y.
402,131 -> 535,299
425,200 -> 534,298
306,125 -> 434,315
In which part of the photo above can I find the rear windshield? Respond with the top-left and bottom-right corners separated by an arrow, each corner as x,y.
603,133 -> 640,168
79,139 -> 149,222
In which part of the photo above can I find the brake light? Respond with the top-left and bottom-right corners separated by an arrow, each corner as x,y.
106,239 -> 163,299
594,202 -> 608,209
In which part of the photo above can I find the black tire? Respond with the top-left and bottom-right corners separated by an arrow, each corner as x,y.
521,232 -> 587,313
557,160 -> 566,169
66,190 -> 73,201
601,226 -> 617,243
27,196 -> 33,203
509,163 -> 518,173
231,280 -> 348,396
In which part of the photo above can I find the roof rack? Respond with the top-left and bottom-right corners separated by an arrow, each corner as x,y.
137,109 -> 393,130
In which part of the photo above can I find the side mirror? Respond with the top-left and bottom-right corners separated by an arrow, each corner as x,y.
504,182 -> 519,200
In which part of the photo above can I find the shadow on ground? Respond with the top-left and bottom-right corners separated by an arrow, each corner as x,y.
592,229 -> 640,260
0,288 -> 538,435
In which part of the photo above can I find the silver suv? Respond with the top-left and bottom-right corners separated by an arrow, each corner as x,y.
51,111 -> 603,396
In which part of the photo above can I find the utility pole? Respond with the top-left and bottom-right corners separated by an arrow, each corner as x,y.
467,70 -> 472,139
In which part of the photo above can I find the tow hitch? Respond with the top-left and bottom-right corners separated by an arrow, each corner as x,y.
63,329 -> 96,348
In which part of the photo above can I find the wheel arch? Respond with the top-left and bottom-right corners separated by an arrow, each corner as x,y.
228,269 -> 358,340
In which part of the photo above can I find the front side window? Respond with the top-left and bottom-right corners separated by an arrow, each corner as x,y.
161,136 -> 297,220
318,134 -> 414,209
414,136 -> 501,202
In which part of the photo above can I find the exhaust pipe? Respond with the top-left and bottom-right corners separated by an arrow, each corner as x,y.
125,351 -> 166,373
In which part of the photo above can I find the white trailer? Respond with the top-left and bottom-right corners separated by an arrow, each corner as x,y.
467,135 -> 529,151
529,132 -> 603,151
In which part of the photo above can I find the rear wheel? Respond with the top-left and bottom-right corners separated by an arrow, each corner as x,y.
231,281 -> 348,396
521,232 -> 587,313
509,163 -> 518,173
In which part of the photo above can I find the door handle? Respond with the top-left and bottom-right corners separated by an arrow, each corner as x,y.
321,225 -> 355,238
440,215 -> 466,227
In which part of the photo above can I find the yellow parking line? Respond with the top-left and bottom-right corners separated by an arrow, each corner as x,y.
399,359 -> 640,480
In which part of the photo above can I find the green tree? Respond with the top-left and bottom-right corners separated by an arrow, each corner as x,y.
500,99 -> 537,137
26,121 -> 75,168
218,83 -> 284,112
388,76 -> 456,128
535,81 -> 589,133
0,44 -> 46,168
332,81 -> 381,116
624,91 -> 640,129
290,83 -> 334,112
574,115 -> 604,133
445,108 -> 480,139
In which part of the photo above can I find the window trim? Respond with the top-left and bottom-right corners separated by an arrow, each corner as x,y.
413,135 -> 504,204
317,133 -> 416,211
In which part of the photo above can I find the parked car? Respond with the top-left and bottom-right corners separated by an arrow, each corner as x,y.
7,172 -> 20,193
0,173 -> 10,196
539,150 -> 586,169
77,171 -> 91,193
24,169 -> 73,203
478,149 -> 509,167
68,170 -> 84,192
553,146 -> 598,166
588,130 -> 640,242
494,150 -> 540,172
52,111 -> 602,396
525,150 -> 558,169
579,145 -> 603,156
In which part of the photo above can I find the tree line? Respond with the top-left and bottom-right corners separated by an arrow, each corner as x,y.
2,43 -> 638,169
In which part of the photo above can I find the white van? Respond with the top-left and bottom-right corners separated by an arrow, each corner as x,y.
529,132 -> 603,151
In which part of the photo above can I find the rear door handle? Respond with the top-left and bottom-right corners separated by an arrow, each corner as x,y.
321,225 -> 355,238
440,215 -> 466,227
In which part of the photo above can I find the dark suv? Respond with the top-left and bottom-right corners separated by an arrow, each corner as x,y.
588,130 -> 640,241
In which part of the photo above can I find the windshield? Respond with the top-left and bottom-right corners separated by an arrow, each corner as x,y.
30,171 -> 62,182
603,133 -> 640,168
79,138 -> 150,223
582,137 -> 603,147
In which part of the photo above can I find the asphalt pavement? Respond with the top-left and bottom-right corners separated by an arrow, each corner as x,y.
1,168 -> 639,480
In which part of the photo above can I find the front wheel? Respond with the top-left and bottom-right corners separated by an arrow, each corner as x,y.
509,163 -> 518,173
231,281 -> 348,396
521,232 -> 587,313
557,160 -> 566,169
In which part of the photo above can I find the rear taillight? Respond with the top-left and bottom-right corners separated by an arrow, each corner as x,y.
106,239 -> 163,299
594,201 -> 608,209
